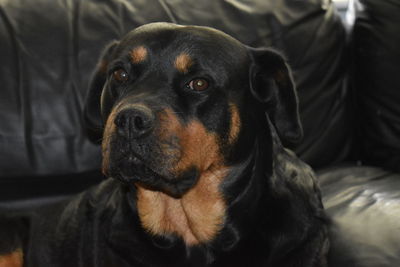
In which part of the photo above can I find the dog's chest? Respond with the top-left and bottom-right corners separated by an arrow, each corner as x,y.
135,168 -> 228,246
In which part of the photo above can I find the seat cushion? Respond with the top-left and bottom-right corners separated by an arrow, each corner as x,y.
319,166 -> 400,267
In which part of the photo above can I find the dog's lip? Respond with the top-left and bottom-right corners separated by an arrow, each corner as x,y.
120,150 -> 145,165
114,151 -> 199,198
118,151 -> 167,180
125,153 -> 143,165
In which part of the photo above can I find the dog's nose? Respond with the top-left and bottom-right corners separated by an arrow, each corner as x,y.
114,105 -> 154,138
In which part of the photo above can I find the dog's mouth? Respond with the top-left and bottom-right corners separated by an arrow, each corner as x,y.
117,151 -> 155,179
112,150 -> 200,198
102,106 -> 225,198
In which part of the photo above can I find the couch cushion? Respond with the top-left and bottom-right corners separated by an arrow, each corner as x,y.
320,166 -> 400,267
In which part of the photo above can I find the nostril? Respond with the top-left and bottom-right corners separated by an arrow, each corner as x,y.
134,116 -> 145,131
114,113 -> 126,129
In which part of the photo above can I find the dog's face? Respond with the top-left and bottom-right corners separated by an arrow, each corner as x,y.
84,23 -> 302,198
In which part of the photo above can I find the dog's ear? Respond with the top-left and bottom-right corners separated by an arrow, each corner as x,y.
83,41 -> 119,142
248,47 -> 303,145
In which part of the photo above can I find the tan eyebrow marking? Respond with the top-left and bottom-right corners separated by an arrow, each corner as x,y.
130,46 -> 148,64
174,53 -> 193,74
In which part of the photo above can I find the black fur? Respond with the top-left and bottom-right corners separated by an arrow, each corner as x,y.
0,23 -> 329,267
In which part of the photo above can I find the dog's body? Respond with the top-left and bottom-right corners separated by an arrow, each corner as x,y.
0,23 -> 328,267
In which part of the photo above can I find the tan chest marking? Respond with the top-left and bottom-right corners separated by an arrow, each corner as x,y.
136,168 -> 227,246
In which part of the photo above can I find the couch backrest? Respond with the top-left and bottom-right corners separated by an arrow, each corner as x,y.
351,0 -> 400,172
0,0 -> 350,185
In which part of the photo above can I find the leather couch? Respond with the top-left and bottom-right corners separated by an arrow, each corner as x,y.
0,0 -> 399,266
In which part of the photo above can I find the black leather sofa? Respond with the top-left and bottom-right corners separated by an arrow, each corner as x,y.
0,0 -> 399,266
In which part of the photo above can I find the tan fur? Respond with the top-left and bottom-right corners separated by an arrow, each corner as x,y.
136,108 -> 228,245
228,103 -> 241,144
157,108 -> 223,173
130,46 -> 148,64
136,167 -> 227,245
0,249 -> 23,267
174,53 -> 193,74
101,102 -> 123,176
173,119 -> 222,173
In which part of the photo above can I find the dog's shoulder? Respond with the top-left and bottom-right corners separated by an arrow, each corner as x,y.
262,142 -> 329,266
271,144 -> 324,217
276,147 -> 319,192
41,178 -> 126,232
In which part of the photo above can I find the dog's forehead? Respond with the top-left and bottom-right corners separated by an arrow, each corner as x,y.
118,23 -> 248,67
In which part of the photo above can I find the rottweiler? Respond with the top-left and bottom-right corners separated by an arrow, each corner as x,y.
0,23 -> 329,267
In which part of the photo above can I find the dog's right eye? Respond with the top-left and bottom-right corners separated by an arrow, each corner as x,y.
187,78 -> 209,91
112,69 -> 129,83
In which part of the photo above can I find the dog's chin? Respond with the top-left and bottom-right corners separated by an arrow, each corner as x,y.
111,158 -> 200,198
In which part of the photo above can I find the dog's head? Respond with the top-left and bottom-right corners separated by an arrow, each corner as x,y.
84,23 -> 302,198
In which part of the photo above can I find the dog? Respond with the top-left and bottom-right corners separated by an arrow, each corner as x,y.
0,22 -> 329,267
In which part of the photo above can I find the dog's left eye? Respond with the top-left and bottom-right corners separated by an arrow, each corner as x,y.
112,68 -> 129,83
187,78 -> 209,91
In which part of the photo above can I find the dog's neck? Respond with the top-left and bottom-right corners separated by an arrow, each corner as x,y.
134,166 -> 229,246
132,130 -> 273,249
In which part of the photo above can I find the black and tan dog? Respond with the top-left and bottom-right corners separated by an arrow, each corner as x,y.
0,23 -> 329,267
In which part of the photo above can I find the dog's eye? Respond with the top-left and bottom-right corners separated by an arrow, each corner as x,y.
112,68 -> 129,83
187,78 -> 209,91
